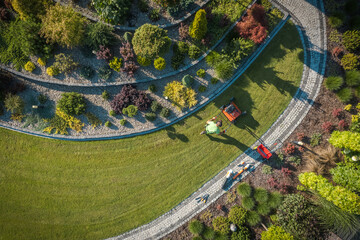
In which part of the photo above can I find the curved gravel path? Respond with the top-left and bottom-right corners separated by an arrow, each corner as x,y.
107,0 -> 327,239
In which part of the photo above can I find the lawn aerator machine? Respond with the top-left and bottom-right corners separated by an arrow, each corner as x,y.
216,97 -> 246,134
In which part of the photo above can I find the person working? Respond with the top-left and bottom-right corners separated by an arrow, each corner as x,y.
200,117 -> 223,135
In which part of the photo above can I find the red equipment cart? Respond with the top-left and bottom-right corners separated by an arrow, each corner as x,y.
216,97 -> 246,133
255,139 -> 283,160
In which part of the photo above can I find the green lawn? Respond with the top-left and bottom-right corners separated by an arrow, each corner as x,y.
0,22 -> 303,240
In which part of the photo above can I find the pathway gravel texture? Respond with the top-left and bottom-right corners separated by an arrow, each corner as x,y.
107,0 -> 327,239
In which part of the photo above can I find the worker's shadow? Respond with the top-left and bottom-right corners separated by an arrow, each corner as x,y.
206,134 -> 248,152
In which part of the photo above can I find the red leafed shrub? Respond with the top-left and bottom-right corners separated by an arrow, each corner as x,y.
283,143 -> 296,155
298,146 -> 305,152
110,85 -> 152,114
0,7 -> 9,21
96,45 -> 112,61
332,108 -> 343,118
331,47 -> 343,58
249,25 -> 267,44
120,41 -> 138,77
297,132 -> 305,141
322,121 -> 334,133
281,167 -> 292,177
338,119 -> 348,130
236,15 -> 258,38
216,204 -> 224,211
279,181 -> 290,194
267,177 -> 279,189
178,23 -> 189,40
248,3 -> 267,27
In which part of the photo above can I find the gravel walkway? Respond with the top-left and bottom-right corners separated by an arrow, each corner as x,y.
107,0 -> 327,239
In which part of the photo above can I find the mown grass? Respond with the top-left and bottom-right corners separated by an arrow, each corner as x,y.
0,22 -> 303,240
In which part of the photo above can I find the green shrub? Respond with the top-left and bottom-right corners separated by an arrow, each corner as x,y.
160,107 -> 170,118
104,120 -> 111,127
237,182 -> 252,197
109,110 -> 116,116
178,41 -> 189,54
203,226 -> 215,240
145,112 -> 157,121
4,93 -> 24,114
261,165 -> 272,174
225,37 -> 255,63
53,53 -> 78,74
149,9 -> 160,22
310,132 -> 322,147
261,225 -> 294,240
119,119 -> 127,126
188,44 -> 202,59
299,172 -> 360,215
154,57 -> 166,70
211,78 -> 219,84
123,32 -> 133,43
151,101 -> 161,112
341,53 -> 359,70
91,0 -> 132,24
256,202 -> 271,216
241,196 -> 255,210
85,21 -> 115,51
198,85 -> 206,93
189,9 -> 207,40
228,205 -> 247,226
330,163 -> 360,192
268,191 -> 283,209
109,57 -> 123,72
230,225 -> 250,240
102,90 -> 110,100
38,94 -> 47,105
57,92 -> 86,115
132,24 -> 171,60
343,30 -> 360,52
288,156 -> 301,166
85,112 -> 102,128
336,88 -> 353,103
46,66 -> 59,76
79,65 -> 95,79
163,81 -> 197,110
11,0 -> 50,20
24,61 -> 35,72
207,53 -> 235,80
212,216 -> 230,235
171,43 -> 185,70
148,84 -> 157,93
345,70 -> 360,86
324,76 -> 343,90
246,211 -> 261,227
38,58 -> 46,67
328,14 -> 344,28
122,105 -> 138,117
41,4 -> 87,48
197,69 -> 206,78
253,188 -> 268,203
98,66 -> 112,80
329,130 -> 360,152
137,55 -> 151,66
188,220 -> 204,235
182,75 -> 194,87
355,85 -> 360,97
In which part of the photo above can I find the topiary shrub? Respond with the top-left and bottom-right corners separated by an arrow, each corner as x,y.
324,76 -> 343,90
37,58 -> 46,67
160,107 -> 170,118
336,88 -> 353,102
109,110 -> 116,116
122,105 -> 138,117
137,55 -> 151,66
261,225 -> 294,240
203,226 -> 215,240
341,53 -> 359,70
189,9 -> 207,40
46,66 -> 59,76
342,30 -> 360,52
230,225 -> 250,240
53,53 -> 78,74
4,93 -> 24,114
91,0 -> 132,24
212,216 -> 230,235
182,75 -> 194,87
267,191 -> 283,209
241,196 -> 255,210
85,21 -> 115,51
256,202 -> 271,216
188,220 -> 204,235
102,90 -> 110,100
188,44 -> 202,59
196,69 -> 206,78
345,70 -> 360,86
24,61 -> 35,72
178,41 -> 189,54
228,205 -> 247,226
148,84 -> 157,93
237,182 -> 252,197
109,57 -> 123,72
119,119 -> 127,126
246,211 -> 261,227
57,92 -> 86,115
253,188 -> 268,203
111,85 -> 152,113
79,65 -> 95,79
104,120 -> 111,127
154,57 -> 166,70
145,112 -> 157,121
132,24 -> 171,60
163,81 -> 197,110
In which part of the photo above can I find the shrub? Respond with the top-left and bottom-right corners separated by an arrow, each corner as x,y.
37,58 -> 46,67
211,78 -> 219,84
228,205 -> 247,226
342,30 -> 360,52
197,69 -> 206,78
57,92 -> 86,115
122,105 -> 138,117
336,88 -> 353,102
188,220 -> 204,235
119,41 -> 139,77
137,55 -> 151,66
246,210 -> 261,227
79,65 -> 95,79
256,202 -> 271,216
4,93 -> 24,114
198,85 -> 206,93
96,45 -> 113,61
345,70 -> 360,86
85,21 -> 115,51
188,44 -> 202,59
91,0 -> 132,24
132,24 -> 171,60
261,226 -> 294,240
277,194 -> 323,239
10,0 -> 49,20
324,76 -> 343,90
322,121 -> 334,133
241,196 -> 255,210
109,57 -> 123,72
98,66 -> 112,80
24,61 -> 35,72
212,216 -> 230,235
163,81 -> 197,110
102,90 -> 110,100
123,32 -> 133,43
151,101 -> 161,112
331,163 -> 360,192
178,41 -> 189,54
328,15 -> 344,28
154,57 -> 166,70
46,66 -> 59,76
332,108 -> 343,118
237,182 -> 251,197
41,4 -> 87,48
288,156 -> 301,166
160,107 -> 170,118
145,112 -> 157,121
85,112 -> 102,128
253,188 -> 268,203
299,172 -> 360,215
331,47 -> 343,58
138,0 -> 148,12
110,85 -> 152,113
329,130 -> 360,152
207,53 -> 234,80
310,132 -> 322,147
268,191 -> 282,209
109,110 -> 116,117
189,9 -> 207,40
225,37 -> 255,63
149,9 -> 160,22
283,143 -> 295,155
171,43 -> 185,70
261,165 -> 272,175
148,84 -> 157,93
119,119 -> 127,126
182,75 -> 194,87
53,53 -> 78,74
203,226 -> 215,240
38,94 -> 47,105
230,225 -> 250,240
338,119 -> 349,130
356,85 -> 360,97
341,53 -> 359,70
179,22 -> 189,40
104,120 -> 111,127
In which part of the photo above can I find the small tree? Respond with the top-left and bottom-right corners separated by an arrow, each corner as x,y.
57,92 -> 86,115
4,93 -> 24,114
189,9 -> 207,40
41,4 -> 88,48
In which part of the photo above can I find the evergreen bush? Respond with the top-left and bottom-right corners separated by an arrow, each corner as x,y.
163,81 -> 197,110
46,66 -> 59,76
24,61 -> 35,72
53,53 -> 78,74
188,44 -> 202,59
246,211 -> 261,227
253,188 -> 268,203
336,88 -> 353,103
261,226 -> 294,240
237,182 -> 251,197
345,70 -> 360,86
109,57 -> 123,72
196,69 -> 206,78
4,93 -> 24,114
341,53 -> 359,70
160,107 -> 170,118
324,76 -> 343,90
137,55 -> 151,66
228,205 -> 247,226
122,105 -> 138,117
145,112 -> 157,121
91,0 -> 132,24
79,65 -> 95,79
85,22 -> 115,51
154,57 -> 166,70
343,30 -> 360,52
57,92 -> 86,115
212,216 -> 230,235
188,220 -> 204,235
189,9 -> 207,40
182,75 -> 194,87
241,196 -> 255,210
120,119 -> 127,126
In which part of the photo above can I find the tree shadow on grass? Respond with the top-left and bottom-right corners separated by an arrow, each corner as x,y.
165,126 -> 189,142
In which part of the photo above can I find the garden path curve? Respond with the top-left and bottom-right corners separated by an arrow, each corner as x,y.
108,0 -> 327,239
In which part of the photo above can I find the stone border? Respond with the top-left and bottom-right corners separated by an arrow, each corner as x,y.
106,0 -> 327,239
0,0 -> 257,87
0,12 -> 288,141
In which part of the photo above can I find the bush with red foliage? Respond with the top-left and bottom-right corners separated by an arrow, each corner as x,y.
322,121 -> 334,133
267,177 -> 279,189
298,146 -> 305,152
283,143 -> 296,155
332,108 -> 343,119
119,41 -> 138,77
338,119 -> 348,130
110,85 -> 152,114
178,23 -> 189,40
96,45 -> 112,61
248,3 -> 267,27
281,167 -> 292,177
249,25 -> 267,44
331,47 -> 343,58
296,132 -> 305,141
278,181 -> 290,194
216,204 -> 224,211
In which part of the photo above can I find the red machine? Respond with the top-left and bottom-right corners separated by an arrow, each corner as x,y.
216,97 -> 246,133
255,139 -> 283,160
